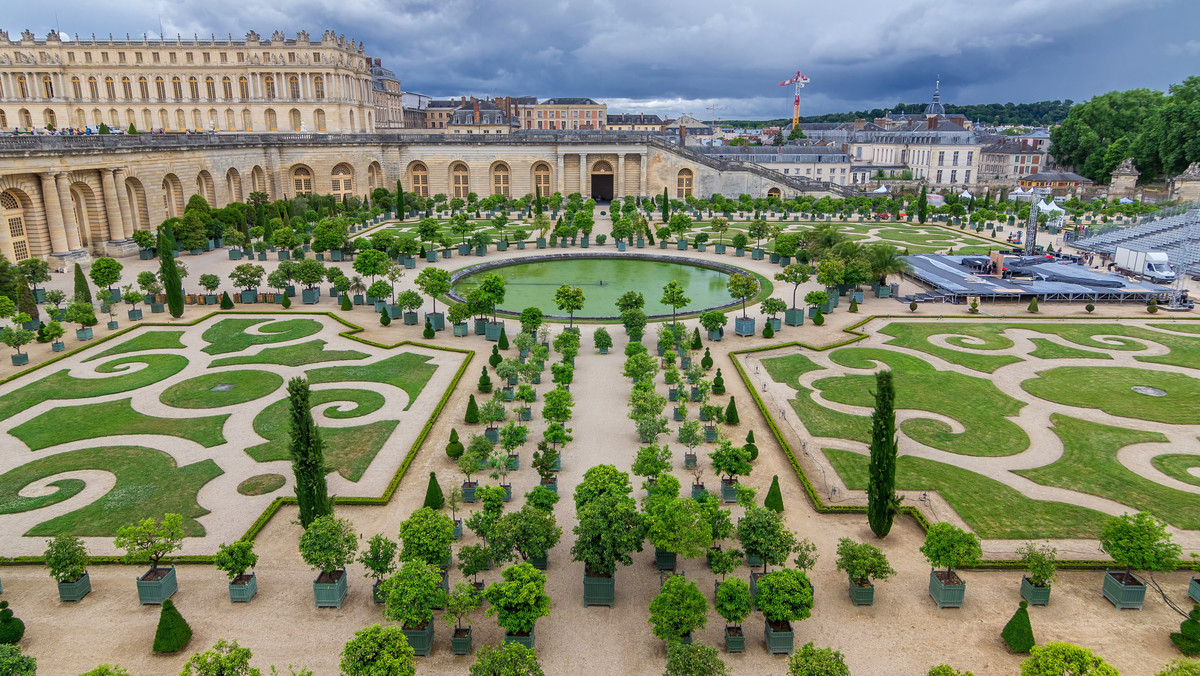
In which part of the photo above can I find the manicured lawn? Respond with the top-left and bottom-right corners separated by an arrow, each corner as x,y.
0,446 -> 220,536
825,448 -> 1110,539
237,473 -> 286,496
1021,366 -> 1200,424
0,354 -> 190,423
201,318 -> 323,355
880,322 -> 1021,373
814,348 -> 1029,457
1149,323 -> 1200,335
210,339 -> 368,368
1018,415 -> 1200,530
83,330 -> 186,362
10,399 -> 228,450
245,388 -> 395,481
762,353 -> 824,390
307,353 -> 438,410
1027,338 -> 1113,361
763,354 -> 870,443
160,370 -> 285,409
1151,455 -> 1200,488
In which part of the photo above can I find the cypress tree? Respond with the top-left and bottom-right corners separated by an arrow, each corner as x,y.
498,327 -> 509,350
158,233 -> 185,318
219,291 -> 234,309
152,599 -> 192,653
1000,601 -> 1035,654
287,377 -> 332,529
396,179 -> 405,221
16,280 -> 38,325
465,394 -> 480,423
423,472 -> 445,509
534,184 -> 543,215
73,263 -> 91,303
867,369 -> 900,538
724,396 -> 739,425
917,186 -> 928,224
744,430 -> 758,461
764,475 -> 783,512
662,187 -> 670,223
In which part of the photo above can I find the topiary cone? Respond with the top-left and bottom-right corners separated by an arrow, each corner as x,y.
764,475 -> 783,512
465,395 -> 480,423
152,599 -> 192,653
423,471 -> 445,509
1000,601 -> 1034,654
498,327 -> 509,350
446,428 -> 465,458
724,396 -> 739,425
341,294 -> 353,311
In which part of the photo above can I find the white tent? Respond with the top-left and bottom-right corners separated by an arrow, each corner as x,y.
872,185 -> 889,193
958,190 -> 974,199
1119,197 -> 1135,204
1011,187 -> 1026,194
1038,200 -> 1065,213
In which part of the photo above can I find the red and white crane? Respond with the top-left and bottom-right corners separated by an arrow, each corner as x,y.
778,70 -> 810,130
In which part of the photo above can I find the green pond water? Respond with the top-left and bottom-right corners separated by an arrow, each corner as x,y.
453,257 -> 731,317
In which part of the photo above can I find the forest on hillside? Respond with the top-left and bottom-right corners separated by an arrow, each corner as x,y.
724,99 -> 1073,128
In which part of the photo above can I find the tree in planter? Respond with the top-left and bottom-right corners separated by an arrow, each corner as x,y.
775,263 -> 814,313
622,308 -> 648,342
41,320 -> 64,348
623,351 -> 659,383
678,419 -> 704,464
1017,541 -> 1058,594
920,522 -> 982,586
756,567 -> 814,634
646,496 -> 714,563
632,444 -> 673,483
571,491 -> 646,581
761,297 -> 787,326
1020,643 -> 1118,676
414,267 -> 451,316
113,513 -> 184,574
198,273 -> 221,299
366,280 -> 392,306
44,288 -> 68,317
178,638 -> 265,676
0,297 -> 34,360
665,641 -> 730,676
159,233 -> 185,317
867,369 -> 901,538
835,538 -> 896,591
398,506 -> 455,568
89,257 -> 124,301
787,642 -> 851,676
519,306 -> 545,336
550,361 -> 574,388
1099,511 -> 1180,587
469,643 -> 545,676
738,506 -> 800,573
531,442 -> 560,486
491,498 -> 562,567
483,561 -> 551,641
397,289 -> 424,320
593,326 -> 612,353
287,377 -> 332,528
339,624 -> 416,676
43,534 -> 89,586
384,558 -> 448,633
727,273 -> 760,319
710,439 -> 752,492
478,272 -> 507,323
298,515 -> 359,583
552,284 -> 586,329
444,579 -> 483,642
65,299 -> 97,332
661,280 -> 691,327
648,574 -> 709,642
699,309 -> 728,338
480,394 -> 508,432
213,539 -> 258,588
358,533 -> 398,593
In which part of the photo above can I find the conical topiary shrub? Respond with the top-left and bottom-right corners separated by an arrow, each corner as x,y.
446,428 -> 465,458
423,319 -> 435,339
465,395 -> 480,423
909,301 -> 918,312
1027,297 -> 1038,313
489,345 -> 502,368
74,262 -> 92,303
282,294 -> 292,309
849,297 -> 858,313
498,328 -> 509,350
152,599 -> 192,653
764,475 -> 783,512
424,472 -> 445,510
219,291 -> 234,310
724,396 -> 739,425
690,328 -> 702,350
813,312 -> 825,325
0,601 -> 25,645
744,430 -> 758,461
478,366 -> 493,393
712,368 -> 726,395
341,294 -> 353,311
701,347 -> 713,370
1000,601 -> 1034,654
1171,604 -> 1200,656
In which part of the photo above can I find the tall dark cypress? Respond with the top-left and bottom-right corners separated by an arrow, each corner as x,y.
661,187 -> 670,223
917,186 -> 928,224
158,232 -> 185,318
534,184 -> 543,215
867,369 -> 901,538
287,377 -> 332,528
395,179 -> 405,221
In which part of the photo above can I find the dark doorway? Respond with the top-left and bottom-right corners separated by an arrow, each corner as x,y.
591,174 -> 614,201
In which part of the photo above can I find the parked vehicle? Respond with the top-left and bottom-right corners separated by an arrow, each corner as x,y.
1114,247 -> 1175,283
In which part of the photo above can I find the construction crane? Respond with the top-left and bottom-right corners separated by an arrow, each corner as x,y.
778,70 -> 810,129
706,102 -> 726,127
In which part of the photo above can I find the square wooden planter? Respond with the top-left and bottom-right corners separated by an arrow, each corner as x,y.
136,565 -> 178,605
228,573 -> 258,603
1020,577 -> 1051,606
403,622 -> 435,657
724,626 -> 745,653
655,548 -> 677,571
721,479 -> 739,503
784,309 -> 805,326
451,627 -> 473,655
928,570 -> 965,609
848,577 -> 874,606
313,569 -> 349,609
504,627 -> 535,650
1189,577 -> 1200,604
58,571 -> 92,602
529,553 -> 548,570
584,573 -> 616,607
1102,570 -> 1145,610
764,620 -> 795,654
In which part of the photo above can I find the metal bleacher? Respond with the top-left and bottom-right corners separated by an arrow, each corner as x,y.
1071,210 -> 1200,277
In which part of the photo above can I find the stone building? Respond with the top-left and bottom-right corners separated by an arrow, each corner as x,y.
981,139 -> 1048,180
607,113 -> 664,132
1108,157 -> 1139,198
0,132 -> 848,263
0,28 -> 376,134
525,98 -> 607,131
369,58 -> 403,129
1169,162 -> 1200,202
447,98 -> 516,135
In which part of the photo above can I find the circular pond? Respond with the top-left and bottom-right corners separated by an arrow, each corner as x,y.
451,254 -> 743,319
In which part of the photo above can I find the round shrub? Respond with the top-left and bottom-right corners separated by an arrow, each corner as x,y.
0,601 -> 24,645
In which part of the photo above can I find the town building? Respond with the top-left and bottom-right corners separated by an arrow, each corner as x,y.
422,99 -> 456,129
699,145 -> 852,186
0,28 -> 376,133
981,139 -> 1047,180
1017,170 -> 1093,196
526,97 -> 606,130
369,58 -> 403,129
400,91 -> 430,130
446,98 -> 516,135
606,113 -> 664,132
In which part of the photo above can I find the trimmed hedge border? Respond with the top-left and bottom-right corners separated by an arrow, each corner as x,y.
0,310 -> 473,566
726,312 -> 1175,571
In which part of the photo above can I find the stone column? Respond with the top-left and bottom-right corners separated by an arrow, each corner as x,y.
556,154 -> 565,195
113,169 -> 135,238
640,155 -> 648,197
55,173 -> 83,251
616,153 -> 625,199
39,172 -> 69,253
579,155 -> 588,197
99,168 -> 125,241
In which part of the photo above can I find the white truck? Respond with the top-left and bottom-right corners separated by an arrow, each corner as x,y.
1115,247 -> 1176,283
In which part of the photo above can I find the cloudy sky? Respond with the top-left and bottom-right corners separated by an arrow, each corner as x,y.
7,0 -> 1199,120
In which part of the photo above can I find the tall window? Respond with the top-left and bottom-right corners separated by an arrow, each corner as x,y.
105,77 -> 116,100
225,109 -> 235,130
263,75 -> 275,100
44,109 -> 56,129
172,77 -> 183,100
242,109 -> 252,130
313,76 -> 324,99
288,75 -> 300,99
292,166 -> 312,195
534,163 -> 551,197
205,77 -> 216,100
451,163 -> 469,199
138,77 -> 149,100
492,164 -> 510,198
1,193 -> 29,262
176,109 -> 187,130
122,77 -> 133,100
159,109 -> 170,130
143,109 -> 153,130
265,108 -> 277,131
238,76 -> 249,100
410,163 -> 429,197
42,76 -> 53,99
315,109 -> 326,131
331,164 -> 353,200
155,77 -> 166,100
289,109 -> 301,131
0,110 -> 6,129
937,151 -> 945,166
21,109 -> 33,128
72,77 -> 82,99
677,168 -> 693,198
88,77 -> 99,100
222,77 -> 232,100
952,151 -> 959,166
16,75 -> 28,99
188,77 -> 199,100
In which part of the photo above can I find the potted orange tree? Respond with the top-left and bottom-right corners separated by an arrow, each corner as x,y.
920,522 -> 981,610
214,540 -> 259,603
113,513 -> 184,605
384,558 -> 447,657
835,537 -> 896,606
298,515 -> 358,609
756,567 -> 813,655
44,534 -> 91,602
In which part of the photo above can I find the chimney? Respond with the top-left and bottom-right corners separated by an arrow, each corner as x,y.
853,118 -> 865,131
679,124 -> 687,146
927,117 -> 937,130
460,96 -> 466,106
373,57 -> 380,66
474,99 -> 480,124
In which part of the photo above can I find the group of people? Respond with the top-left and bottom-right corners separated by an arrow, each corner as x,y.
3,126 -> 219,136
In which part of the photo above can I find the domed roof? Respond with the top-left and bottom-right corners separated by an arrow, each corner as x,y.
924,79 -> 945,116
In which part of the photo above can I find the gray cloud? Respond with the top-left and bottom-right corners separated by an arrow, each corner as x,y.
6,0 -> 1198,118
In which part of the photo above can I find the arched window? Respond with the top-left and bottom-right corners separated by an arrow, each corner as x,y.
176,109 -> 186,130
533,163 -> 551,197
451,163 -> 469,200
289,109 -> 301,131
188,76 -> 200,100
88,77 -> 99,99
225,109 -> 235,130
677,168 -> 693,198
313,76 -> 324,99
16,75 -> 28,99
242,109 -> 252,131
314,109 -> 326,131
292,166 -> 313,195
767,187 -> 781,199
122,77 -> 133,100
263,75 -> 275,100
222,77 -> 232,100
0,110 -> 7,130
143,109 -> 153,130
159,109 -> 170,130
288,75 -> 300,99
105,77 -> 116,100
238,76 -> 249,100
265,108 -> 277,131
331,164 -> 353,201
368,163 -> 381,190
75,109 -> 85,128
71,77 -> 82,99
44,109 -> 56,129
1,192 -> 30,261
410,163 -> 429,197
193,109 -> 203,130
155,77 -> 166,100
171,77 -> 183,100
20,109 -> 33,129
492,164 -> 510,198
205,77 -> 216,100
138,77 -> 149,100
42,76 -> 53,99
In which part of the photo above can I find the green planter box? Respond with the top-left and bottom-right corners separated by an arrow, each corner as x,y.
485,427 -> 499,444
1020,577 -> 1051,606
1102,570 -> 1145,610
769,252 -> 780,264
705,427 -> 718,443
301,289 -> 320,305
708,328 -> 723,341
404,312 -> 419,326
734,317 -> 755,337
403,622 -> 435,657
677,240 -> 689,250
851,290 -> 865,303
106,321 -> 120,330
462,482 -> 477,502
505,627 -> 535,650
684,452 -> 696,468
655,548 -> 677,571
426,251 -> 439,262
724,626 -> 745,653
928,570 -> 965,609
714,244 -> 726,254
51,341 -> 65,352
459,244 -> 471,255
848,577 -> 874,606
659,241 -> 669,249
76,328 -> 94,341
228,249 -> 243,260
752,248 -> 765,260
537,238 -> 547,249
691,484 -> 707,500
451,627 -> 473,655
474,318 -> 488,335
529,553 -> 548,570
785,309 -> 805,326
427,312 -> 445,331
229,574 -> 258,603
617,242 -> 626,251
137,565 -> 178,605
313,569 -> 349,608
139,248 -> 156,260
240,290 -> 257,304
1190,578 -> 1200,604
485,321 -> 505,341
584,573 -> 616,607
330,250 -> 344,261
764,620 -> 795,654
735,248 -> 745,257
387,305 -> 403,319
720,479 -> 738,502
875,285 -> 892,298
10,353 -> 29,367
404,257 -> 416,269
474,247 -> 487,257
58,571 -> 92,602
453,323 -> 469,337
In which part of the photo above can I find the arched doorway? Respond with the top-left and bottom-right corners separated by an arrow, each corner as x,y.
533,162 -> 552,199
331,164 -> 353,201
767,187 -> 781,199
162,174 -> 184,218
292,166 -> 313,195
451,163 -> 469,200
409,162 -> 429,197
677,169 -> 694,198
226,168 -> 243,203
197,171 -> 216,206
250,166 -> 267,196
124,177 -> 149,232
492,163 -> 510,198
0,192 -> 31,261
590,160 -> 614,201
